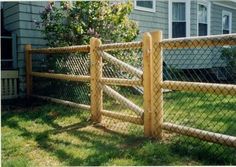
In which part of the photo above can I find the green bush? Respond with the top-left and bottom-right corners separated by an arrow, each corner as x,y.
221,47 -> 236,81
40,1 -> 139,46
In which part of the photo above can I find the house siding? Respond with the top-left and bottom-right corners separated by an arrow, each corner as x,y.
3,2 -> 47,96
131,1 -> 235,70
211,3 -> 236,35
130,1 -> 169,39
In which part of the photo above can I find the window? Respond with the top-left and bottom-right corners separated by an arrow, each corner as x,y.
222,11 -> 232,34
169,0 -> 190,38
172,2 -> 186,38
134,0 -> 155,12
198,4 -> 208,36
197,1 -> 211,36
1,5 -> 17,69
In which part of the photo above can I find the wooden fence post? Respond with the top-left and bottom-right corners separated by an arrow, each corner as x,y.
90,38 -> 102,122
25,44 -> 32,97
150,31 -> 163,139
143,32 -> 153,137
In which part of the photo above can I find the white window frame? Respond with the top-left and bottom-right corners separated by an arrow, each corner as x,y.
168,0 -> 190,38
197,1 -> 211,36
134,0 -> 155,13
222,10 -> 232,34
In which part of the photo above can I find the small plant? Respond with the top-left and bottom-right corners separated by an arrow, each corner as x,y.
221,47 -> 236,68
221,47 -> 236,82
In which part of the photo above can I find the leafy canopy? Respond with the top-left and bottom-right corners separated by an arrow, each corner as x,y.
40,1 -> 139,47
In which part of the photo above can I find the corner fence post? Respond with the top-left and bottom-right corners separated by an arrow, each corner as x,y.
143,33 -> 153,137
151,31 -> 163,139
90,38 -> 102,122
25,44 -> 32,98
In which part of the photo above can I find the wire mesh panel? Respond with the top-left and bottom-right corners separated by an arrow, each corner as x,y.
97,43 -> 144,135
31,50 -> 91,105
156,35 -> 236,163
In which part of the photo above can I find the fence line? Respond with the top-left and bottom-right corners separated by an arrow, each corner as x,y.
32,95 -> 91,111
30,45 -> 90,54
31,72 -> 91,82
161,33 -> 236,49
162,123 -> 236,148
162,81 -> 236,96
100,78 -> 142,87
25,31 -> 236,149
98,41 -> 142,51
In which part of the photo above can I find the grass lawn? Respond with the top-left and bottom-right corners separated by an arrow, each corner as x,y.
2,91 -> 236,166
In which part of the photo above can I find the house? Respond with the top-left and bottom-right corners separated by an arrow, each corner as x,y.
130,0 -> 236,82
1,1 -> 236,98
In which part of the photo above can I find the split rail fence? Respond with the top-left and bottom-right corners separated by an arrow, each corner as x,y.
25,31 -> 236,149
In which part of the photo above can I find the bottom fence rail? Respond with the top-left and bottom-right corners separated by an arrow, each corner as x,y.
162,122 -> 236,148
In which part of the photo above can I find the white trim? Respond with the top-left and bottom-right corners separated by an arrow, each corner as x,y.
134,0 -> 156,13
222,10 -> 232,34
196,1 -> 211,36
213,2 -> 236,10
168,0 -> 190,38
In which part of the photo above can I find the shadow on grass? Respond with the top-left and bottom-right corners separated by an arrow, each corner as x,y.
2,98 -> 236,166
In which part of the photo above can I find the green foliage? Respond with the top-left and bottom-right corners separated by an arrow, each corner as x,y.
40,1 -> 139,47
221,47 -> 236,68
221,47 -> 236,81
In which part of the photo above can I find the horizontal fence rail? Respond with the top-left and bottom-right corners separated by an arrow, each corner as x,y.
162,81 -> 236,96
32,95 -> 91,111
98,41 -> 142,51
31,72 -> 90,82
100,78 -> 142,87
161,33 -> 236,49
30,45 -> 90,54
162,123 -> 236,148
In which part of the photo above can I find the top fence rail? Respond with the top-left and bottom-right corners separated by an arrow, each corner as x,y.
30,45 -> 90,54
161,33 -> 236,49
98,41 -> 142,51
30,41 -> 143,54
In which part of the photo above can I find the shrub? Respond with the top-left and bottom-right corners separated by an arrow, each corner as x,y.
40,1 -> 139,47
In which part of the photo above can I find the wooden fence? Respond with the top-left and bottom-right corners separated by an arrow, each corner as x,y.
25,31 -> 236,148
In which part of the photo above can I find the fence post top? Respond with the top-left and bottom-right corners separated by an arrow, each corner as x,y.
25,44 -> 32,48
90,37 -> 101,45
143,32 -> 152,38
150,30 -> 162,34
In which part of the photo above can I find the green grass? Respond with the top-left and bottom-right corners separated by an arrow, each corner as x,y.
2,91 -> 236,166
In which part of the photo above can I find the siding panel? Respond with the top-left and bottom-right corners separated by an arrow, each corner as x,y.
3,2 -> 47,96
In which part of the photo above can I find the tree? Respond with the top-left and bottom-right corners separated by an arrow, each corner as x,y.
40,1 -> 139,47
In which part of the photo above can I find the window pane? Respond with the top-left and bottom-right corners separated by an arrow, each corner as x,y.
172,22 -> 186,38
172,2 -> 185,21
223,15 -> 229,30
223,30 -> 229,34
198,4 -> 207,23
136,1 -> 153,9
198,23 -> 207,36
1,38 -> 13,69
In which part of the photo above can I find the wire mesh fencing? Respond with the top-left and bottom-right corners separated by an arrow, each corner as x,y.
155,34 -> 236,163
96,42 -> 144,135
30,46 -> 91,108
25,32 -> 236,164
